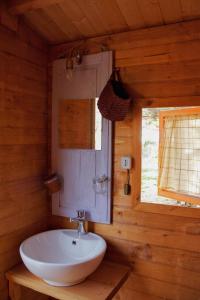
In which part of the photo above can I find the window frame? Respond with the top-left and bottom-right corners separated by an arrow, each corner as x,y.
131,97 -> 200,218
158,107 -> 200,205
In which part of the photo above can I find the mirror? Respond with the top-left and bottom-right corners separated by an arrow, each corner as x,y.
59,98 -> 102,150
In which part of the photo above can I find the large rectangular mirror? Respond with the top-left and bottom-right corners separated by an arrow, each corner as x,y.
59,98 -> 102,150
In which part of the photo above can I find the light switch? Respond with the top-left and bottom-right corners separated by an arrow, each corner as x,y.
121,156 -> 132,170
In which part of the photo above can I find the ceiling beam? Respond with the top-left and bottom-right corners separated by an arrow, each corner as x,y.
8,0 -> 63,15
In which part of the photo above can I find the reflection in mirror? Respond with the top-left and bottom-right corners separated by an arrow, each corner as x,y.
59,98 -> 102,150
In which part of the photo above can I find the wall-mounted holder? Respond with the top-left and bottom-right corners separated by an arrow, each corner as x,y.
93,175 -> 108,194
121,156 -> 132,195
44,173 -> 62,194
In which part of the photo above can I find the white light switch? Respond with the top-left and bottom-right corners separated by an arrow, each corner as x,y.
121,156 -> 132,170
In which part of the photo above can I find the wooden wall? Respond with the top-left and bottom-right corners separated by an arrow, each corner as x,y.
0,17 -> 49,300
50,19 -> 200,300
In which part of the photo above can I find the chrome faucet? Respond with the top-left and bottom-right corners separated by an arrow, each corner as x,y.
70,210 -> 87,237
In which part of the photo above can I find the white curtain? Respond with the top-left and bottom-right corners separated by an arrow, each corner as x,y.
158,114 -> 200,197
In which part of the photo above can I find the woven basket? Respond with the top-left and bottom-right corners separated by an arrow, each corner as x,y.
44,173 -> 61,194
98,70 -> 131,121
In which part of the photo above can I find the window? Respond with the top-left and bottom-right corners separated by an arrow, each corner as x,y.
158,108 -> 200,204
141,107 -> 200,208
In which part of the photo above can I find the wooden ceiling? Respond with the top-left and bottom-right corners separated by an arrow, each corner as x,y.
7,0 -> 200,44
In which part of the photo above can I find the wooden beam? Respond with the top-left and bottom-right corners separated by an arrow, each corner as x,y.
8,0 -> 63,15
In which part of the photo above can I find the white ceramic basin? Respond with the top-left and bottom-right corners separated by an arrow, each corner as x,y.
20,229 -> 106,286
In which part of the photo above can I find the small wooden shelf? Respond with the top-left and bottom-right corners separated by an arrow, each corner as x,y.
6,261 -> 130,300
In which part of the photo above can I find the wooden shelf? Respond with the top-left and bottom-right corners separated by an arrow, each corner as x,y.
6,261 -> 130,300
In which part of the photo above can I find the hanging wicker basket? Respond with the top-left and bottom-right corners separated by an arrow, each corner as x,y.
98,69 -> 131,121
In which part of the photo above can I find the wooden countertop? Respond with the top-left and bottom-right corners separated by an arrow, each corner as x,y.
6,261 -> 130,300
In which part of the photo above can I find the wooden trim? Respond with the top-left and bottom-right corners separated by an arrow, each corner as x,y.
134,97 -> 200,108
158,189 -> 200,205
132,104 -> 142,207
135,202 -> 200,218
158,110 -> 164,189
159,107 -> 200,117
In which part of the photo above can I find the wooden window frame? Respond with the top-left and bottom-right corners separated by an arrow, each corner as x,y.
131,97 -> 200,218
158,107 -> 200,205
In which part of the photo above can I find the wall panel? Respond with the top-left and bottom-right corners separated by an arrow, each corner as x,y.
0,19 -> 49,300
50,19 -> 200,300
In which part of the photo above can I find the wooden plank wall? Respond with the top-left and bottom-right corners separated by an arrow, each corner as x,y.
50,19 -> 200,300
0,18 -> 49,300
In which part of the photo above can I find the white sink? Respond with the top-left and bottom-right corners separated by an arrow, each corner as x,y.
19,229 -> 106,286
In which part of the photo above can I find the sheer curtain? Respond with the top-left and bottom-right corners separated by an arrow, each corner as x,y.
158,110 -> 200,202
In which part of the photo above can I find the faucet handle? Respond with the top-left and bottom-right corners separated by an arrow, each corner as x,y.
76,210 -> 86,219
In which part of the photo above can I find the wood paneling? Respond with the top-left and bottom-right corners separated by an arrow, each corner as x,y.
7,0 -> 200,44
50,19 -> 200,300
0,17 -> 49,300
